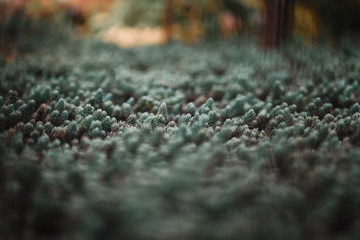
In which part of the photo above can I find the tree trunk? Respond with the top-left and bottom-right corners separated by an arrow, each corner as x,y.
260,0 -> 294,48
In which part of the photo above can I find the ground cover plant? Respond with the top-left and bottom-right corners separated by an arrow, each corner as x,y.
1,38 -> 360,240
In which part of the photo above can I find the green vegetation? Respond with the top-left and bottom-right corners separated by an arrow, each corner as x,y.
1,39 -> 360,239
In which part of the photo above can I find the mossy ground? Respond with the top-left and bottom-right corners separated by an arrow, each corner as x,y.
1,38 -> 360,240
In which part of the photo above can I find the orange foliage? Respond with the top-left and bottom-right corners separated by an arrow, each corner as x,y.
293,5 -> 321,46
60,0 -> 112,15
172,21 -> 203,43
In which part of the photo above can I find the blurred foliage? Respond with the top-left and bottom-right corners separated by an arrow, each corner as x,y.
101,0 -> 254,43
0,0 -> 113,53
295,0 -> 360,43
0,0 -> 360,49
104,0 -> 360,44
121,0 -> 165,27
0,9 -> 69,54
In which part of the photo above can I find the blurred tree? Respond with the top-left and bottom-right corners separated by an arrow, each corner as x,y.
297,0 -> 360,43
260,0 -> 360,48
260,0 -> 294,48
163,0 -> 251,42
0,0 -> 26,46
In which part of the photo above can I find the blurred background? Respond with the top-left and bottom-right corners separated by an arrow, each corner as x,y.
1,0 -> 360,53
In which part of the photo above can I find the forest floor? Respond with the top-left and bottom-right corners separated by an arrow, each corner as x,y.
1,38 -> 360,240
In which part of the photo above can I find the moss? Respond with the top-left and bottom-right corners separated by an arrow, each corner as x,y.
1,39 -> 360,240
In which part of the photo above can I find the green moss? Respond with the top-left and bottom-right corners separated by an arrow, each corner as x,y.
1,39 -> 360,240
